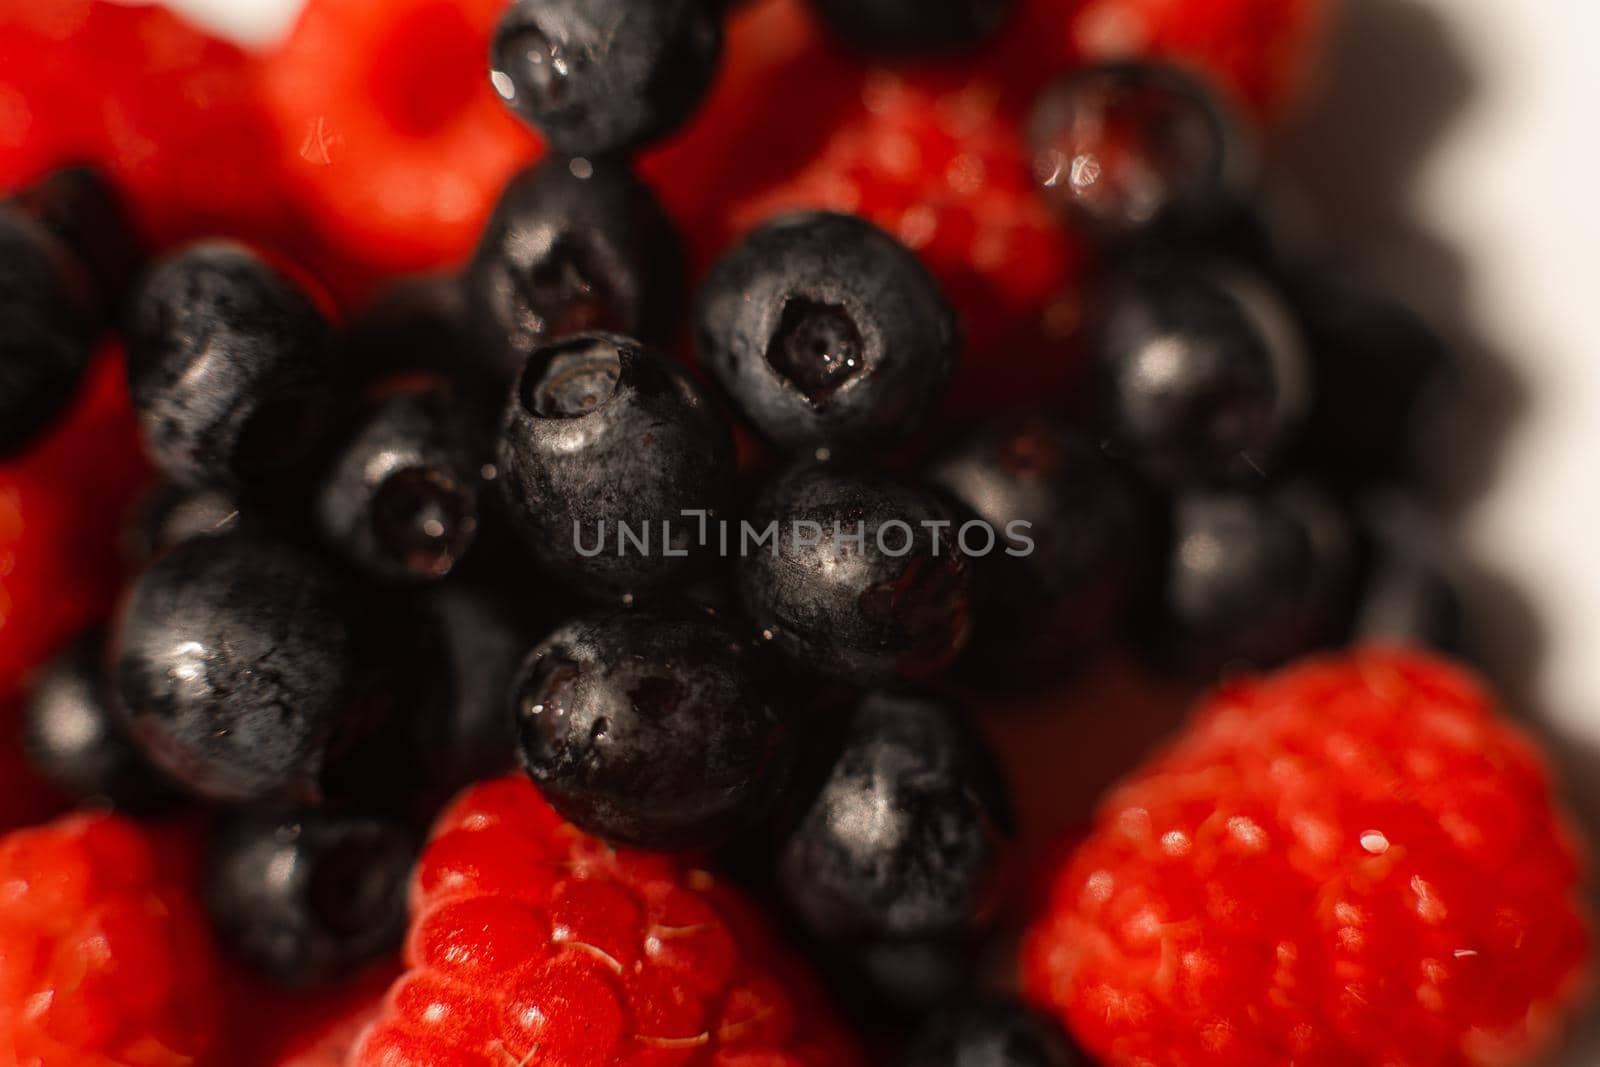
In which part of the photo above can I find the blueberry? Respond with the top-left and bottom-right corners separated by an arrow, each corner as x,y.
122,482 -> 242,565
1094,260 -> 1311,484
807,0 -> 1017,54
1350,495 -> 1468,655
21,630 -> 175,812
125,241 -> 333,489
0,206 -> 97,456
928,414 -> 1140,684
112,532 -> 385,806
205,812 -> 414,986
1288,267 -> 1455,490
778,692 -> 1010,944
1030,62 -> 1250,239
739,465 -> 972,685
497,332 -> 735,601
698,212 -> 958,453
339,275 -> 501,413
1143,481 -> 1355,674
904,998 -> 1088,1067
412,584 -> 537,792
317,383 -> 486,582
13,165 -> 144,316
467,157 -> 682,380
513,610 -> 792,849
490,0 -> 723,155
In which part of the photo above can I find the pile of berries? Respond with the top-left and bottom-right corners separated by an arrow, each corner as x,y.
0,0 -> 1592,1065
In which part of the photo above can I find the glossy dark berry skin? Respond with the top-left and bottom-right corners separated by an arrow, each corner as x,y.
13,165 -> 144,315
698,212 -> 958,453
1030,62 -> 1250,240
809,0 -> 1016,55
316,383 -> 486,583
125,241 -> 333,489
411,584 -> 535,793
928,414 -> 1140,684
739,465 -> 972,685
205,812 -> 414,987
122,482 -> 242,565
497,332 -> 734,601
467,157 -> 683,381
1289,267 -> 1456,491
1094,260 -> 1310,485
513,610 -> 793,850
778,692 -> 1010,944
490,0 -> 723,156
1144,482 -> 1355,674
0,205 -> 97,456
113,532 -> 382,806
339,275 -> 501,412
904,998 -> 1088,1067
21,630 -> 175,812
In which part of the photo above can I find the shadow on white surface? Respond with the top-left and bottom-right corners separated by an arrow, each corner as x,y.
1286,2 -> 1599,1061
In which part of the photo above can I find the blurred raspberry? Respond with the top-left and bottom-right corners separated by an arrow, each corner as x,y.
0,812 -> 220,1065
1023,648 -> 1593,1067
258,0 -> 540,297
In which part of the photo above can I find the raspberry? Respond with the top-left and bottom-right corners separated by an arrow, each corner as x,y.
259,0 -> 540,296
730,70 -> 1089,410
0,812 -> 220,1065
0,2 -> 286,246
0,348 -> 150,699
352,775 -> 864,1067
1021,648 -> 1593,1067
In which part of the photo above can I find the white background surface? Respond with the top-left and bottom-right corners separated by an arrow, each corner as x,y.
115,0 -> 1600,1058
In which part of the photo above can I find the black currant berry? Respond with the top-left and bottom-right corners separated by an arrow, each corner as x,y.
513,610 -> 792,850
698,212 -> 958,453
497,332 -> 735,601
124,241 -> 333,489
928,414 -> 1140,683
1144,481 -> 1356,674
0,205 -> 98,456
112,532 -> 385,806
490,0 -> 723,155
206,812 -> 414,986
123,482 -> 242,565
1031,62 -> 1249,239
738,465 -> 972,685
317,383 -> 487,582
13,165 -> 144,315
1094,260 -> 1311,484
21,630 -> 175,812
778,692 -> 1010,943
467,156 -> 683,381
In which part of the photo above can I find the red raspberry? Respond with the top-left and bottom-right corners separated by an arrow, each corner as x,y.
352,775 -> 864,1067
0,812 -> 221,1065
0,348 -> 150,699
0,1 -> 286,246
259,0 -> 540,297
1022,648 -> 1593,1067
731,70 -> 1090,410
